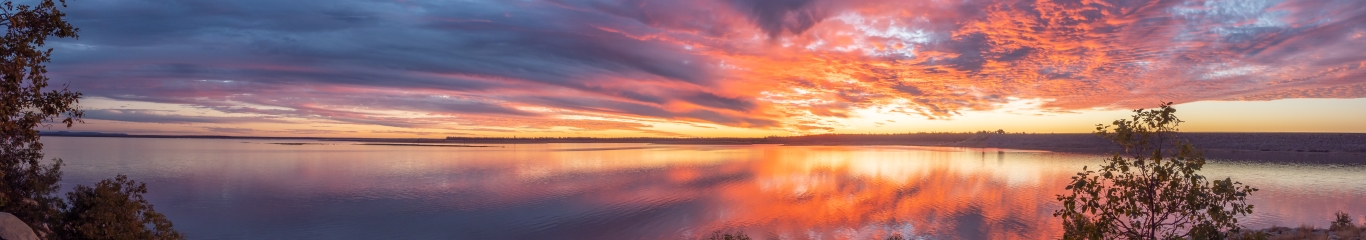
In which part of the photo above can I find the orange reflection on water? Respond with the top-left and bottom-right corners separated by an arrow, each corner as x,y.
670,146 -> 1072,239
42,138 -> 1366,239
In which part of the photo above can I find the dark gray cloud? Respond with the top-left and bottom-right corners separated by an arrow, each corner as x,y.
84,109 -> 290,124
38,0 -> 1366,134
47,0 -> 769,130
728,0 -> 825,37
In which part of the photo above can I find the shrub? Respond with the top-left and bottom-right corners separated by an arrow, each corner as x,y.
57,175 -> 182,240
1054,103 -> 1259,239
1331,211 -> 1354,231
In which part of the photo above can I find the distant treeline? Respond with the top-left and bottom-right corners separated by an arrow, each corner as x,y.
767,132 -> 977,144
39,131 -> 131,137
442,136 -> 763,144
443,131 -> 1029,145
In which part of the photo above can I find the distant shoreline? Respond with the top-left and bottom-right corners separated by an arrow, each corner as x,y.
42,131 -> 1366,163
40,131 -> 420,142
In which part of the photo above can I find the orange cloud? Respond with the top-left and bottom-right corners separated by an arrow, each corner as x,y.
53,0 -> 1366,136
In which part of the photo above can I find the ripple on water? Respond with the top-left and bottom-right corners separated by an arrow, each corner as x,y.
34,138 -> 1366,239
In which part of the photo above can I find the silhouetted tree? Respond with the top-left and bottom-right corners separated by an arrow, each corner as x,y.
2,0 -> 180,238
1054,103 -> 1258,239
1331,211 -> 1355,231
58,175 -> 181,240
1,0 -> 81,235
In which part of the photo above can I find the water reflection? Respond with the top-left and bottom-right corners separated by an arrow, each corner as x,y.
40,137 -> 1366,239
696,146 -> 1070,240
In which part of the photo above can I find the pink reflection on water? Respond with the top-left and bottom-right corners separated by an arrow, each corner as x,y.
41,138 -> 1366,239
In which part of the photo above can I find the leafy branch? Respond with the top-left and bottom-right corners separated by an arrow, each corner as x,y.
1056,102 -> 1258,239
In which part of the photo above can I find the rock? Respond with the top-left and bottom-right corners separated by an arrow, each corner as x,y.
0,212 -> 39,240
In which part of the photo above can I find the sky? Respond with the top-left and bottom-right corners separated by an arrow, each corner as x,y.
40,0 -> 1366,137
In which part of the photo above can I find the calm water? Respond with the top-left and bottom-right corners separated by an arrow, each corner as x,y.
41,137 -> 1366,239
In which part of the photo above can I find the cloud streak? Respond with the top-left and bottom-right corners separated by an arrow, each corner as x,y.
47,0 -> 1366,135
84,109 -> 290,124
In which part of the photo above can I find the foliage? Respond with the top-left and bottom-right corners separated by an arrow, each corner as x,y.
1331,211 -> 1355,231
1054,103 -> 1259,239
2,0 -> 181,239
57,175 -> 182,240
1,0 -> 81,235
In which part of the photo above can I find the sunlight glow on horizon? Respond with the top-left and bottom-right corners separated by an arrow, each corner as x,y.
47,0 -> 1366,137
65,97 -> 1366,138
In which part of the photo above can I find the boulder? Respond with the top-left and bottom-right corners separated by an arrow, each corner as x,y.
0,212 -> 39,240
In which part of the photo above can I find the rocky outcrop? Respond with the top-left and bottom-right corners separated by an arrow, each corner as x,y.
0,212 -> 39,240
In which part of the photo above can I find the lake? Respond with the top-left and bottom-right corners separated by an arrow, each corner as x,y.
41,137 -> 1366,239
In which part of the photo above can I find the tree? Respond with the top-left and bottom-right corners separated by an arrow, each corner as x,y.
1330,211 -> 1354,231
59,175 -> 181,240
1053,103 -> 1258,239
2,1 -> 181,239
1,0 -> 82,235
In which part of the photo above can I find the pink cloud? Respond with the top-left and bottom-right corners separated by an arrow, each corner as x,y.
49,0 -> 1366,135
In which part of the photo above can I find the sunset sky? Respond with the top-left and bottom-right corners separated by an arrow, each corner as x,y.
46,0 -> 1366,137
